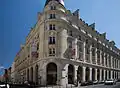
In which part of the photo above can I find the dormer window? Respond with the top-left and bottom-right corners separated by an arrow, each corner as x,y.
50,6 -> 56,10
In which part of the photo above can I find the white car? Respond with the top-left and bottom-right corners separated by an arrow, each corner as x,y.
0,83 -> 9,88
104,79 -> 116,85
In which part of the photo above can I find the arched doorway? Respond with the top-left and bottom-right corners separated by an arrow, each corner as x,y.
113,71 -> 114,79
27,69 -> 29,81
77,66 -> 82,83
68,64 -> 74,84
35,65 -> 38,84
97,69 -> 100,81
86,67 -> 90,82
102,70 -> 104,81
109,71 -> 111,79
47,63 -> 57,85
30,67 -> 33,82
105,70 -> 107,80
92,68 -> 95,81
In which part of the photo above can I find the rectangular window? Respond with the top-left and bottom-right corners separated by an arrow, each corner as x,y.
49,37 -> 56,44
49,14 -> 56,19
92,48 -> 95,56
79,44 -> 83,52
78,36 -> 81,40
53,24 -> 55,30
49,48 -> 52,54
69,31 -> 72,36
50,6 -> 56,10
50,14 -> 52,19
49,37 -> 52,44
53,14 -> 56,18
86,39 -> 88,44
49,24 -> 52,30
53,37 -> 55,44
50,6 -> 53,10
37,43 -> 39,50
49,48 -> 55,56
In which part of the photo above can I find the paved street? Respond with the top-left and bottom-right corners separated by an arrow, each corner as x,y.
8,82 -> 120,88
80,82 -> 120,88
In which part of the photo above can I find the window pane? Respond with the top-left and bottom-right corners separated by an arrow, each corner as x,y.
49,37 -> 52,44
49,24 -> 52,30
53,37 -> 55,44
53,24 -> 55,30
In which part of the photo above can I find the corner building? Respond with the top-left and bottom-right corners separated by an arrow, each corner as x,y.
13,0 -> 120,87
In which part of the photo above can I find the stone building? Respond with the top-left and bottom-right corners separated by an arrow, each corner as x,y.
12,0 -> 120,87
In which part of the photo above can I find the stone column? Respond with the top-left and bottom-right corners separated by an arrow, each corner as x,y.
111,56 -> 113,68
118,60 -> 119,69
107,54 -> 109,67
95,48 -> 97,65
83,42 -> 86,62
75,38 -> 78,60
99,69 -> 102,81
90,45 -> 92,64
89,68 -> 92,81
61,64 -> 68,87
74,65 -> 78,82
104,53 -> 106,67
95,68 -> 97,80
82,66 -> 86,82
100,50 -> 102,66
107,70 -> 109,79
104,70 -> 106,80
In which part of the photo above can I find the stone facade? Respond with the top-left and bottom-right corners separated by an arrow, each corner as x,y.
12,0 -> 120,87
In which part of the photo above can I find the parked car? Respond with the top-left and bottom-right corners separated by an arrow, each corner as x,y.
81,82 -> 88,86
117,78 -> 120,82
93,80 -> 98,84
104,79 -> 116,85
0,82 -> 9,88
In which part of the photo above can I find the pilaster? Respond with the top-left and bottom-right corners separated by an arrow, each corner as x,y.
95,68 -> 97,80
83,42 -> 86,62
89,68 -> 92,81
82,66 -> 86,82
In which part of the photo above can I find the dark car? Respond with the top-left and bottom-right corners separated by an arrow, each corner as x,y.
117,78 -> 120,82
93,80 -> 98,85
87,80 -> 93,85
81,82 -> 88,86
0,82 -> 9,88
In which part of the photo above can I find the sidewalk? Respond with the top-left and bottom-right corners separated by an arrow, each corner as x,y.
36,84 -> 103,88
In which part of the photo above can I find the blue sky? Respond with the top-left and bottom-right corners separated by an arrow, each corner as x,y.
0,0 -> 120,74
